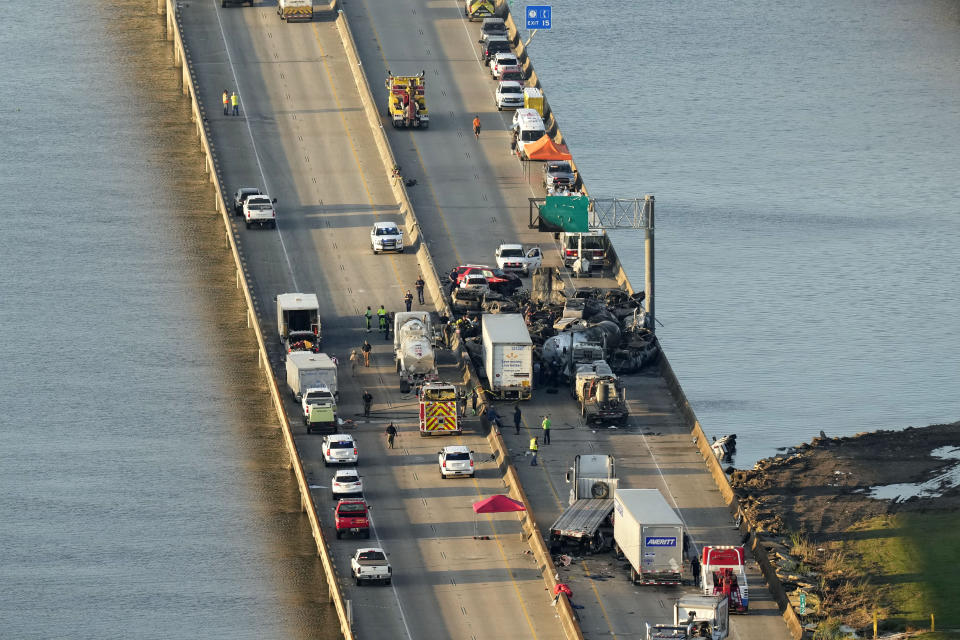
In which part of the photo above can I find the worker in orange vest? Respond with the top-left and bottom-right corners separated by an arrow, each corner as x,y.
472,115 -> 481,139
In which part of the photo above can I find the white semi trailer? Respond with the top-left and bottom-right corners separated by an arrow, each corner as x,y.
613,488 -> 685,585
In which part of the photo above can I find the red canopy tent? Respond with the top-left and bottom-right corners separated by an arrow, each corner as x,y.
472,494 -> 526,513
524,135 -> 572,161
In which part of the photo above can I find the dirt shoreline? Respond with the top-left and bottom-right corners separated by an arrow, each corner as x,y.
729,422 -> 960,633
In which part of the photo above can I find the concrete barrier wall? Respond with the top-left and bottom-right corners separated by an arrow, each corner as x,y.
158,2 -> 354,638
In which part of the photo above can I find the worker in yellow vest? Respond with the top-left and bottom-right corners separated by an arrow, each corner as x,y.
529,436 -> 539,466
377,305 -> 387,334
230,91 -> 239,116
222,89 -> 229,115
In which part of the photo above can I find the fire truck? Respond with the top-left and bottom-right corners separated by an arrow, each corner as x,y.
418,382 -> 461,437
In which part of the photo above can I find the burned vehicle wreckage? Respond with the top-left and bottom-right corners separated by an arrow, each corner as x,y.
455,267 -> 660,389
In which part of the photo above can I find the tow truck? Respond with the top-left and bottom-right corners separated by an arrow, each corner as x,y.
701,546 -> 750,613
385,71 -> 429,129
464,0 -> 495,21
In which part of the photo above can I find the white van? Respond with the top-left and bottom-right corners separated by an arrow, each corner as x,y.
511,108 -> 546,158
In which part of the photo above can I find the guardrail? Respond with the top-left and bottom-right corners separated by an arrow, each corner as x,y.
158,2 -> 354,638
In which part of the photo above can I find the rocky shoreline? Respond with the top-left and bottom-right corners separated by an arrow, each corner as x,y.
729,422 -> 960,633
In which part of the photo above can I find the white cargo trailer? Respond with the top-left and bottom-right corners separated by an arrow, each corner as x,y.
613,488 -> 684,585
480,313 -> 532,400
277,293 -> 320,348
286,352 -> 338,400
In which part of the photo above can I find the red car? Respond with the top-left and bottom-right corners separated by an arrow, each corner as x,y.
448,265 -> 522,295
335,498 -> 370,539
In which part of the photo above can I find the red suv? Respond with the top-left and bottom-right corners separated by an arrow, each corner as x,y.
335,499 -> 370,539
448,265 -> 522,295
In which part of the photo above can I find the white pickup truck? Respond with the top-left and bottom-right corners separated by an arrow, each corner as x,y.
243,194 -> 277,229
495,244 -> 543,276
350,548 -> 392,585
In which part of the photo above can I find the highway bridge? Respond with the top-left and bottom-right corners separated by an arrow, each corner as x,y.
171,1 -> 798,638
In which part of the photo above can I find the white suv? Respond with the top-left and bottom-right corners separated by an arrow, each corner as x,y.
490,52 -> 519,79
323,434 -> 358,466
438,445 -> 475,479
331,468 -> 363,499
495,81 -> 524,111
243,194 -> 277,229
370,221 -> 404,254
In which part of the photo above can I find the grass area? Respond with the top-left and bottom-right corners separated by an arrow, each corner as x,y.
846,512 -> 960,632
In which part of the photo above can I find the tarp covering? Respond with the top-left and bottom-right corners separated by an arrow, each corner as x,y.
472,494 -> 527,513
524,135 -> 572,161
538,195 -> 589,232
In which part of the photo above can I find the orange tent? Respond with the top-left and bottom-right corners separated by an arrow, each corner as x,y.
524,135 -> 572,161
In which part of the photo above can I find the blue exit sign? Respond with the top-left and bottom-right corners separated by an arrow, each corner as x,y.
525,5 -> 552,29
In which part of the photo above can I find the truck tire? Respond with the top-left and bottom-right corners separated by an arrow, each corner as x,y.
400,379 -> 411,394
335,530 -> 342,539
245,221 -> 251,229
269,220 -> 276,229
630,566 -> 639,584
355,576 -> 362,586
363,530 -> 370,539
591,481 -> 610,499
384,578 -> 391,585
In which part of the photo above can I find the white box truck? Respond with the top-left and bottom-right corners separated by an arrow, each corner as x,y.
481,313 -> 533,400
277,293 -> 320,350
286,352 -> 337,400
613,488 -> 684,585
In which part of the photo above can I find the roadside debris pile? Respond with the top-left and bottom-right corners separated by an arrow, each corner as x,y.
729,422 -> 960,633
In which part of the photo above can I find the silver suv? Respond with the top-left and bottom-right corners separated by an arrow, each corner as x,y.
438,446 -> 475,479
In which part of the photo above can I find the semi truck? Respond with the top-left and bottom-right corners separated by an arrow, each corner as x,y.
613,489 -> 685,585
418,382 -> 461,436
701,546 -> 750,613
481,313 -> 533,400
548,455 -> 618,553
277,293 -> 321,351
394,312 -> 438,393
286,352 -> 338,401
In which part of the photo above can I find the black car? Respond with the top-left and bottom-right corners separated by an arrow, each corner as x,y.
480,36 -> 512,65
233,187 -> 262,216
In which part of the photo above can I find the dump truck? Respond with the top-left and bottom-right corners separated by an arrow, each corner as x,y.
385,71 -> 429,129
418,382 -> 461,437
277,293 -> 321,351
574,361 -> 628,426
701,546 -> 749,613
464,0 -> 495,21
286,352 -> 338,401
481,313 -> 533,400
548,454 -> 618,553
613,488 -> 684,585
394,312 -> 438,393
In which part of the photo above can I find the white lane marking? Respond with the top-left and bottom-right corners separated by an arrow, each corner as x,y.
365,511 -> 414,640
211,0 -> 298,290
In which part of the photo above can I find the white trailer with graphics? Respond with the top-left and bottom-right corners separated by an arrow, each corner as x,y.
613,488 -> 685,585
481,313 -> 533,400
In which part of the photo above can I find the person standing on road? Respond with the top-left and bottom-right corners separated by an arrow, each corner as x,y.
222,89 -> 229,116
472,115 -> 481,139
385,422 -> 398,449
364,306 -> 373,333
384,311 -> 394,342
690,556 -> 701,586
529,436 -> 538,466
230,91 -> 239,116
415,275 -> 425,305
471,387 -> 478,416
513,404 -> 522,435
361,340 -> 372,367
404,290 -> 414,312
349,349 -> 358,377
362,390 -> 373,417
377,305 -> 387,334
541,415 -> 552,444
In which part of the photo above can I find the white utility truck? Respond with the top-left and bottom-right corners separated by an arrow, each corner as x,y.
286,352 -> 337,401
495,244 -> 543,276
